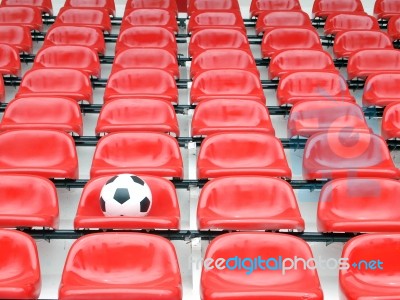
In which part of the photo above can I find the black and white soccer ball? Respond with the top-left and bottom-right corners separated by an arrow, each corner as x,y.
99,174 -> 152,217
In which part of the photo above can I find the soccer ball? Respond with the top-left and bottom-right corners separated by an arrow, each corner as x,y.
99,174 -> 152,217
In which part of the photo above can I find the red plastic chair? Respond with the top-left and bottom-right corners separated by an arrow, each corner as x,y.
90,132 -> 183,178
198,132 -> 291,179
59,233 -> 182,300
96,98 -> 179,137
0,129 -> 78,179
121,9 -> 178,33
261,28 -> 322,58
269,49 -> 335,79
288,100 -> 370,138
348,49 -> 400,79
44,25 -> 105,55
63,0 -> 115,17
255,10 -> 312,35
34,45 -> 101,78
1,0 -> 53,15
192,99 -> 274,136
333,30 -> 393,58
0,229 -> 41,299
312,0 -> 364,18
188,11 -> 245,33
75,175 -> 180,230
189,28 -> 250,57
0,175 -> 58,229
16,68 -> 93,104
190,49 -> 258,78
201,232 -> 323,300
363,73 -> 400,107
0,25 -> 32,53
0,77 -> 4,103
1,97 -> 83,136
303,132 -> 400,180
191,69 -> 265,104
250,0 -> 302,18
113,48 -> 179,78
125,0 -> 178,15
198,176 -> 304,231
318,178 -> 400,232
340,233 -> 400,298
324,13 -> 380,36
382,103 -> 400,139
0,6 -> 42,31
188,0 -> 240,16
388,15 -> 400,40
374,0 -> 400,19
116,26 -> 177,54
0,44 -> 20,76
277,71 -> 355,105
104,69 -> 178,104
55,7 -> 111,33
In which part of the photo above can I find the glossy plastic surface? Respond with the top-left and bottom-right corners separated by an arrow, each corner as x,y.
59,233 -> 182,300
0,6 -> 42,31
324,13 -> 380,35
121,8 -> 178,33
75,175 -> 180,230
1,96 -> 83,136
255,10 -> 312,35
303,132 -> 399,180
250,0 -> 302,18
363,73 -> 400,107
0,25 -> 32,53
188,11 -> 245,33
0,43 -> 20,76
63,0 -> 115,17
198,176 -> 304,231
198,132 -> 291,179
0,0 -> 53,15
388,15 -> 400,40
313,0 -> 364,18
90,132 -> 183,178
374,0 -> 400,19
55,7 -> 111,32
0,77 -> 3,103
188,0 -> 240,16
382,103 -> 400,139
125,0 -> 178,15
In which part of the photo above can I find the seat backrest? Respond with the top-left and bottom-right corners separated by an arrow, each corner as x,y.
250,0 -> 302,17
188,0 -> 240,16
255,10 -> 312,35
313,0 -> 364,18
324,13 -> 380,35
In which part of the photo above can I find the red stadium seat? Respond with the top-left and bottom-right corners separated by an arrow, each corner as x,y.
382,103 -> 400,139
333,30 -> 393,59
0,175 -> 58,229
0,77 -> 4,103
59,233 -> 182,300
198,133 -> 291,179
44,25 -> 105,55
190,49 -> 258,78
188,11 -> 245,33
340,233 -> 400,298
269,49 -> 335,79
363,73 -> 400,107
192,99 -> 274,136
388,15 -> 400,40
191,69 -> 265,104
16,68 -> 93,104
324,13 -> 380,36
120,9 -> 178,33
63,0 -> 115,17
250,0 -> 302,18
0,230 -> 41,300
277,71 -> 355,105
201,232 -> 323,300
318,178 -> 400,232
0,6 -> 42,31
125,0 -> 178,15
113,48 -> 179,78
34,45 -> 101,78
96,98 -> 179,137
90,132 -> 183,178
75,175 -> 180,230
255,10 -> 313,35
313,0 -> 364,18
303,132 -> 399,180
116,26 -> 177,55
288,100 -> 370,138
0,43 -> 20,76
189,28 -> 250,57
261,28 -> 322,58
0,129 -> 78,179
198,176 -> 304,231
374,0 -> 400,20
55,8 -> 112,33
347,49 -> 400,79
104,69 -> 178,104
1,97 -> 83,136
1,0 -> 53,15
188,0 -> 240,16
0,25 -> 32,53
